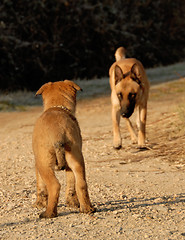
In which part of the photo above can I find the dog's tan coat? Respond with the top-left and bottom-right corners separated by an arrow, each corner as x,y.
32,80 -> 94,218
109,47 -> 150,149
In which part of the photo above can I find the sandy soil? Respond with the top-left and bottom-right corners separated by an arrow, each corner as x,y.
0,79 -> 185,239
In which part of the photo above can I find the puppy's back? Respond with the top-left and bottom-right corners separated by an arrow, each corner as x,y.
33,108 -> 81,157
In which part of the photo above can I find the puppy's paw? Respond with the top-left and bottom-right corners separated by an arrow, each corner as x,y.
66,196 -> 80,209
39,211 -> 57,218
80,205 -> 96,214
33,200 -> 47,209
66,200 -> 80,209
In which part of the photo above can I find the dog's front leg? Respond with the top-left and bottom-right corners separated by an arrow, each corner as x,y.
65,148 -> 95,214
138,106 -> 147,147
112,105 -> 122,149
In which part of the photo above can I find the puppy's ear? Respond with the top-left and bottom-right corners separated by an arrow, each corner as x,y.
115,65 -> 124,85
35,82 -> 52,96
130,63 -> 141,85
64,80 -> 82,91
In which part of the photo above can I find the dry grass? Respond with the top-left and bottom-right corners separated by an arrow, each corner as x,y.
0,61 -> 185,111
176,102 -> 185,135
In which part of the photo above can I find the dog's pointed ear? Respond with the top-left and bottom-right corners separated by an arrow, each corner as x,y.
130,63 -> 141,85
64,80 -> 83,91
115,65 -> 124,85
35,82 -> 52,96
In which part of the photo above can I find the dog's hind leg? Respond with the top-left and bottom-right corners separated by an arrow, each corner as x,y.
65,165 -> 80,208
65,146 -> 95,213
125,118 -> 137,144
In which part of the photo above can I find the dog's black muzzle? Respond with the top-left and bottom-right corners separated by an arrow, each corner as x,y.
121,103 -> 135,119
121,111 -> 133,119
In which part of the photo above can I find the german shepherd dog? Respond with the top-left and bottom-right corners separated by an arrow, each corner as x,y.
109,47 -> 150,149
32,80 -> 95,218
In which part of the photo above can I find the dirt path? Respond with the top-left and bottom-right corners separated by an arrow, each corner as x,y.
0,80 -> 185,239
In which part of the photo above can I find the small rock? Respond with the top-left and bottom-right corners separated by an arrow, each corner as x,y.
122,195 -> 127,200
119,161 -> 127,164
153,197 -> 163,203
130,198 -> 135,202
155,205 -> 168,213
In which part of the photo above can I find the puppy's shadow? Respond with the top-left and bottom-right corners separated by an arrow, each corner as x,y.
57,204 -> 79,217
94,193 -> 185,213
58,210 -> 78,217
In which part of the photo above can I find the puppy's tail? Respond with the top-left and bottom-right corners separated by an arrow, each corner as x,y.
115,47 -> 126,61
54,142 -> 67,170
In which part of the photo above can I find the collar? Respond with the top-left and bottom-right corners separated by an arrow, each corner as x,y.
51,105 -> 72,113
50,105 -> 76,121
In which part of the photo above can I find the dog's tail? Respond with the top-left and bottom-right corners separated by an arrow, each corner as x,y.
115,47 -> 126,61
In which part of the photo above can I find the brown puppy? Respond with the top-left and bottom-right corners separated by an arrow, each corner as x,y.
32,80 -> 95,218
109,47 -> 150,149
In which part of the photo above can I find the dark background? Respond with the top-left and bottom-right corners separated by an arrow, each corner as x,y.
0,0 -> 185,91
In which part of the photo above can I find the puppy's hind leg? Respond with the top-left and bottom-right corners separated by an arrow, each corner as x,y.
34,167 -> 48,208
65,165 -> 80,209
37,162 -> 61,218
65,146 -> 95,214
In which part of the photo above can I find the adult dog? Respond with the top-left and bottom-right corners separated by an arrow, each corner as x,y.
109,47 -> 150,149
32,80 -> 95,218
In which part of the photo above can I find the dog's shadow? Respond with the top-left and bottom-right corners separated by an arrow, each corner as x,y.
128,142 -> 157,153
